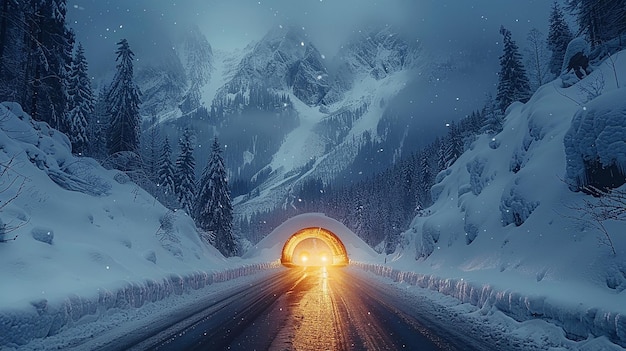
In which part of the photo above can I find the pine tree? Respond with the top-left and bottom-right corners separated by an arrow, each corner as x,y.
157,137 -> 176,197
66,42 -> 94,155
443,122 -> 463,168
0,0 -> 14,62
194,137 -> 237,257
43,0 -> 73,130
435,137 -> 447,171
87,86 -> 109,160
417,151 -> 433,210
547,1 -> 573,76
480,93 -> 503,135
567,0 -> 626,47
175,129 -> 196,213
141,114 -> 161,183
398,159 -> 415,216
0,0 -> 25,102
1,0 -> 74,128
106,39 -> 141,155
496,26 -> 532,114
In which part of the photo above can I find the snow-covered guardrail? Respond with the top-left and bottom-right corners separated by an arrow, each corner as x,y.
0,261 -> 280,347
352,261 -> 626,348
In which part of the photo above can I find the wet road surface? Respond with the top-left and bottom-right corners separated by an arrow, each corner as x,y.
130,266 -> 475,351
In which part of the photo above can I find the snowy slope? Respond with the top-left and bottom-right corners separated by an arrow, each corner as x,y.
373,50 -> 626,347
200,48 -> 248,109
232,68 -> 413,218
0,103 -> 270,347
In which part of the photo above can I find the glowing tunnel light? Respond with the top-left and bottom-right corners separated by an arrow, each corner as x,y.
281,227 -> 349,267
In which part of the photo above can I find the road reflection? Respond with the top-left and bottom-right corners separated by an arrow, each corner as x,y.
275,266 -> 452,351
289,266 -> 339,350
150,266 -> 458,350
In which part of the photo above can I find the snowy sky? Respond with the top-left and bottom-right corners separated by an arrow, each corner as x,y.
67,0 -> 554,77
67,0 -> 556,128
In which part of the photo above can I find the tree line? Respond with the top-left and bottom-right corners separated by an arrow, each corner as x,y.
0,0 -> 237,256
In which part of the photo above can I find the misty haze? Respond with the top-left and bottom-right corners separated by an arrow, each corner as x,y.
1,0 -> 626,350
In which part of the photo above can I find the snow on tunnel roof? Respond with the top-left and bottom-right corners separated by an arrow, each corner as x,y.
242,213 -> 379,263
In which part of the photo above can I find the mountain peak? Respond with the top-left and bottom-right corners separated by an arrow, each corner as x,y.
218,24 -> 330,106
339,24 -> 419,80
262,24 -> 307,43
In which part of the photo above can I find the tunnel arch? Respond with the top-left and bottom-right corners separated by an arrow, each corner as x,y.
242,213 -> 378,265
281,227 -> 349,267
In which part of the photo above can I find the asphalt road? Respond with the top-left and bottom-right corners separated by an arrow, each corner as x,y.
127,266 -> 484,351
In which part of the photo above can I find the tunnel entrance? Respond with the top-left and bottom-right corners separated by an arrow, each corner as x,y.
281,227 -> 349,267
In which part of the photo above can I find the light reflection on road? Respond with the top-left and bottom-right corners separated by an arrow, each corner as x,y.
289,266 -> 339,351
271,266 -> 451,351
148,266 -> 458,350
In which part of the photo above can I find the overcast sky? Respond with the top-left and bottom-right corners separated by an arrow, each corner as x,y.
68,0 -> 555,76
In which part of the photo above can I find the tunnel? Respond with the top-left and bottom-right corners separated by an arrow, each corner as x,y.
242,213 -> 377,267
281,227 -> 349,267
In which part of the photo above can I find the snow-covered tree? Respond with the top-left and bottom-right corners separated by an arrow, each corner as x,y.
567,0 -> 626,47
496,26 -> 532,113
417,150 -> 433,210
0,1 -> 23,100
525,28 -> 552,91
547,1 -> 573,76
157,137 -> 176,198
480,94 -> 503,135
442,121 -> 463,168
0,0 -> 74,128
106,39 -> 141,155
66,42 -> 94,155
86,87 -> 109,160
141,114 -> 161,183
193,138 -> 237,257
175,128 -> 196,214
40,0 -> 73,131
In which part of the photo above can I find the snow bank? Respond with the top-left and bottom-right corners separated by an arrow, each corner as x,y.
0,263 -> 278,347
354,262 -> 626,347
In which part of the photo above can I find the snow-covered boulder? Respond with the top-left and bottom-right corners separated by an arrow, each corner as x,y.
564,88 -> 626,191
560,37 -> 591,87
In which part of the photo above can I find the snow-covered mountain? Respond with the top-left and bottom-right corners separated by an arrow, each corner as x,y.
143,24 -> 421,219
179,25 -> 214,114
135,47 -> 187,116
323,25 -> 420,104
134,25 -> 214,120
215,25 -> 331,106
